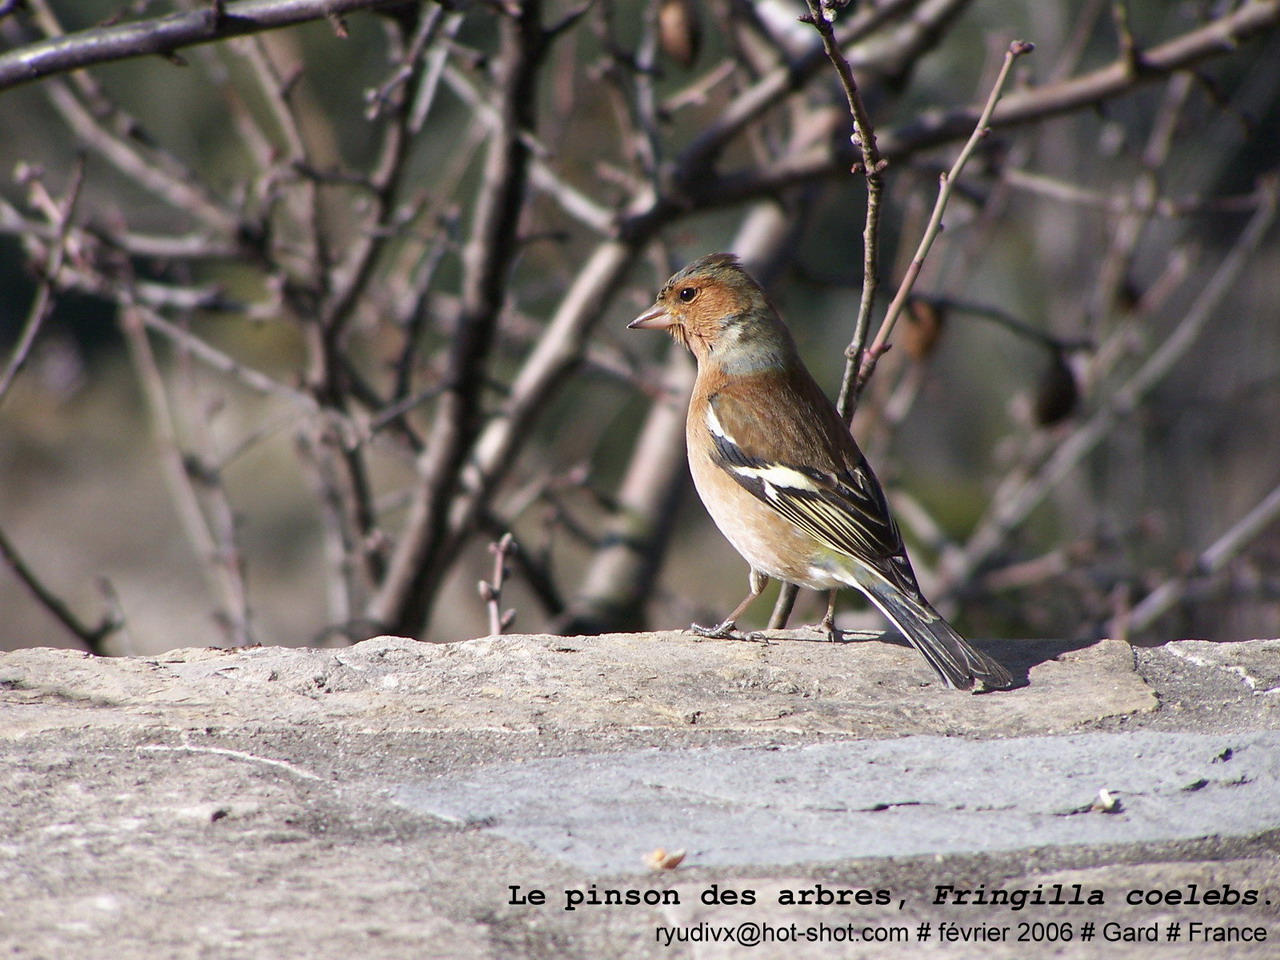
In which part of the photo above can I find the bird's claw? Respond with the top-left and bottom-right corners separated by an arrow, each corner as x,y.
802,614 -> 839,642
689,619 -> 738,639
688,621 -> 772,644
812,623 -> 840,643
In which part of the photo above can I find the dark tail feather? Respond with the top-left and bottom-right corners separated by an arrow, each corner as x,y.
865,585 -> 1014,692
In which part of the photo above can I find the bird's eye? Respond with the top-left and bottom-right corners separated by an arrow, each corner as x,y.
678,287 -> 697,302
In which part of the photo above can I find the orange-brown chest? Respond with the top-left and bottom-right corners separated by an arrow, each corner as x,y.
685,406 -> 842,591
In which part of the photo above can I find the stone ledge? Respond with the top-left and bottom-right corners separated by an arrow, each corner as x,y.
0,632 -> 1153,739
2,635 -> 1278,960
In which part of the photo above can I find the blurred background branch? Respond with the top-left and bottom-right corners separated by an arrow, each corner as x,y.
2,0 -> 1278,653
0,0 -> 412,91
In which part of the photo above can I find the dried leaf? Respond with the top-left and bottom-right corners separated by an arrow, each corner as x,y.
658,0 -> 702,69
1034,350 -> 1079,426
902,299 -> 946,361
644,847 -> 687,870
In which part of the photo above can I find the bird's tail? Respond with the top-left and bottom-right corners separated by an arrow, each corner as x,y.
863,582 -> 1014,692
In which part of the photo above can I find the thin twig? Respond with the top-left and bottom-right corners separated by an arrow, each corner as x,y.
914,295 -> 1092,353
120,305 -> 254,645
133,306 -> 325,417
675,0 -> 932,177
437,238 -> 647,597
295,428 -> 364,630
799,0 -> 886,422
366,4 -> 444,120
556,339 -> 694,634
694,1 -> 1280,208
855,39 -> 1035,395
0,0 -> 411,91
0,159 -> 84,407
940,173 -> 1280,599
446,61 -> 613,235
1082,71 -> 1192,338
477,532 -> 518,635
369,1 -> 545,637
1124,480 -> 1280,635
14,0 -> 241,235
477,507 -> 566,619
172,325 -> 254,648
0,524 -> 120,652
785,0 -> 894,628
1002,168 -> 1271,217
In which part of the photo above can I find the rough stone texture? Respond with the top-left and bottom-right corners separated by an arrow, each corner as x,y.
2,633 -> 1279,959
1166,638 -> 1280,695
0,632 -> 1151,737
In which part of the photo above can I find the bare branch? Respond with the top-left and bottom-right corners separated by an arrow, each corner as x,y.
0,159 -> 83,407
554,342 -> 693,634
895,0 -> 1280,149
1001,168 -> 1271,217
477,533 -> 518,636
697,0 -> 1280,206
675,0 -> 944,178
855,40 -> 1033,393
799,0 -> 887,423
0,523 -> 120,652
445,62 -> 614,233
1125,480 -> 1280,635
0,0 -> 412,92
133,307 -> 324,417
940,174 -> 1280,598
119,306 -> 253,645
3,0 -> 1276,653
369,1 -> 546,636
438,237 -> 646,584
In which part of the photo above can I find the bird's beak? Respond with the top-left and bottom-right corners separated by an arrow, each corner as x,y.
628,305 -> 675,330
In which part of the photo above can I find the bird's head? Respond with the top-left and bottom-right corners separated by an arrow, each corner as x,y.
628,253 -> 796,370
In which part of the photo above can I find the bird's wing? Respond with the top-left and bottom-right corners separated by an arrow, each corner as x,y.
705,389 -> 922,598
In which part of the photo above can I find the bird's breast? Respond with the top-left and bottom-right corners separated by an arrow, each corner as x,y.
687,430 -> 845,592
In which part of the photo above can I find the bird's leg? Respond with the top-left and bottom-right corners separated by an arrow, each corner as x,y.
690,570 -> 767,640
818,590 -> 839,641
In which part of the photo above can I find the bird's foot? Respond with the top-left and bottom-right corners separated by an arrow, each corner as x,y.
689,621 -> 771,644
802,615 -> 840,643
689,618 -> 737,638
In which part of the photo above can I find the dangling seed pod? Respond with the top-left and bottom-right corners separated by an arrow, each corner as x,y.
658,0 -> 702,69
902,298 -> 946,361
1034,349 -> 1079,426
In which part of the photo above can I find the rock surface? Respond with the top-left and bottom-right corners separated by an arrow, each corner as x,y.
3,633 -> 1278,959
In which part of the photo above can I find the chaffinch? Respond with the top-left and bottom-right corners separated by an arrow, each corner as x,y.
629,253 -> 1013,692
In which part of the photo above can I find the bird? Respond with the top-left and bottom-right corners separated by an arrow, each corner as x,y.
628,253 -> 1014,692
